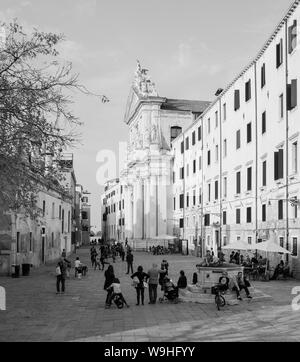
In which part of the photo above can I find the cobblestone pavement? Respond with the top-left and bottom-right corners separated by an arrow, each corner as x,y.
0,247 -> 299,342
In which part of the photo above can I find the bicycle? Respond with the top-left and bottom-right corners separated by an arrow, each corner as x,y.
212,285 -> 226,311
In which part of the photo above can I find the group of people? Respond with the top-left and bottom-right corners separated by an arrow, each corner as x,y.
103,255 -> 187,308
149,245 -> 170,255
216,271 -> 253,300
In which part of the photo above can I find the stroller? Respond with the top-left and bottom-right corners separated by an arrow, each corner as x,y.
159,277 -> 179,304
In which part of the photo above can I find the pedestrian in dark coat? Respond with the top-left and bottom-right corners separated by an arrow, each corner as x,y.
104,265 -> 115,308
126,250 -> 134,274
56,258 -> 67,294
131,266 -> 149,306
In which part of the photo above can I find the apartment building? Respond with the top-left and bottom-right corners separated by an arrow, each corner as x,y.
172,0 -> 300,277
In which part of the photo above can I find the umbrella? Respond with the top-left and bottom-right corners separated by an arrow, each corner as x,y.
222,240 -> 253,251
251,240 -> 291,254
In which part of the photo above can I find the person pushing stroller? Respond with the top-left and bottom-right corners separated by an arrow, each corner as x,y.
159,275 -> 179,303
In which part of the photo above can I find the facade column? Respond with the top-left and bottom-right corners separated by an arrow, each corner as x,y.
133,179 -> 143,239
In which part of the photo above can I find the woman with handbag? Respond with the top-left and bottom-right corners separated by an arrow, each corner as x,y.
131,266 -> 149,306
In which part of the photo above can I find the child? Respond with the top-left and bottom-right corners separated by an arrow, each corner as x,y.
107,277 -> 129,308
74,257 -> 82,278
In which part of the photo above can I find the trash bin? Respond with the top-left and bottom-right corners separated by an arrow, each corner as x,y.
22,263 -> 31,276
11,264 -> 20,278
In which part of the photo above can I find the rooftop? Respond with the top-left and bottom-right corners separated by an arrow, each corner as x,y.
161,98 -> 210,114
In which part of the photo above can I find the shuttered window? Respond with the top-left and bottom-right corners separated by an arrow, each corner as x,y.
247,167 -> 252,191
180,194 -> 184,209
198,126 -> 202,141
262,111 -> 266,134
262,160 -> 267,186
245,80 -> 251,101
262,204 -> 266,222
181,141 -> 184,154
236,209 -> 241,224
288,20 -> 297,54
247,123 -> 252,143
261,63 -> 266,88
192,131 -> 196,145
274,149 -> 284,180
278,200 -> 284,220
236,130 -> 241,149
234,89 -> 240,111
287,79 -> 297,110
236,171 -> 241,194
215,180 -> 219,200
276,39 -> 283,68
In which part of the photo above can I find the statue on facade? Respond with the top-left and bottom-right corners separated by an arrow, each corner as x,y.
133,60 -> 158,97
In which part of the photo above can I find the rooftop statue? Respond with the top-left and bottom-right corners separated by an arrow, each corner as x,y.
133,60 -> 158,97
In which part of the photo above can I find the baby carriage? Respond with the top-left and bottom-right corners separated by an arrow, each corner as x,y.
159,277 -> 179,304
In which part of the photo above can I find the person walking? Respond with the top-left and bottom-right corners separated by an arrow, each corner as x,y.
126,250 -> 134,274
177,270 -> 187,289
56,258 -> 67,294
147,263 -> 163,304
131,266 -> 149,306
104,265 -> 115,308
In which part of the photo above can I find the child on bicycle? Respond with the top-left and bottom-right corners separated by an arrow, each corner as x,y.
107,277 -> 129,308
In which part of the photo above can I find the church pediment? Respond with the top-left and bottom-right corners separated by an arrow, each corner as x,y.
124,60 -> 159,124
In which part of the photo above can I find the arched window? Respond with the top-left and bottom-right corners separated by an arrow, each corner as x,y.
170,126 -> 182,142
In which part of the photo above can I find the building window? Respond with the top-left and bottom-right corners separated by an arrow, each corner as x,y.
261,63 -> 266,88
245,79 -> 251,101
223,236 -> 227,246
186,164 -> 189,177
193,190 -> 196,206
247,123 -> 252,143
62,209 -> 65,233
186,193 -> 189,208
192,131 -> 196,145
181,141 -> 184,154
215,111 -> 218,128
292,141 -> 298,174
180,194 -> 184,209
279,94 -> 284,119
247,167 -> 252,191
262,204 -> 266,222
199,188 -> 202,204
179,218 -> 184,228
287,79 -> 297,110
171,126 -> 182,142
173,172 -> 175,184
198,126 -> 202,141
68,211 -> 70,233
215,145 -> 219,163
208,183 -> 211,202
173,197 -> 176,211
274,149 -> 284,180
262,160 -> 267,187
207,118 -> 211,134
215,180 -> 219,200
29,232 -> 33,252
122,199 -> 124,209
288,20 -> 297,54
223,103 -> 226,121
185,137 -> 189,150
223,177 -> 227,198
207,150 -> 211,166
276,39 -> 283,68
180,167 -> 184,179
248,237 -> 252,245
223,139 -> 227,158
292,197 -> 298,219
59,205 -> 62,220
236,171 -> 241,194
193,159 -> 196,174
51,232 -> 54,248
292,237 -> 298,256
246,207 -> 252,223
199,156 -> 202,171
234,89 -> 240,111
236,130 -> 241,149
236,209 -> 241,224
42,200 -> 46,217
262,111 -> 266,134
279,237 -> 284,248
204,214 -> 210,226
278,200 -> 284,220
223,211 -> 227,225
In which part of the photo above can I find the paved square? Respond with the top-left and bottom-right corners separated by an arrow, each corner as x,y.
0,247 -> 299,342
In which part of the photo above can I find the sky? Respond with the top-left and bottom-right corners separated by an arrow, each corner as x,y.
0,0 -> 294,231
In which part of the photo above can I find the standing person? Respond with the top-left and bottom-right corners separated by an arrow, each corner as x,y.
91,247 -> 97,268
131,266 -> 149,306
147,263 -> 162,304
126,250 -> 134,274
104,265 -> 115,308
56,258 -> 67,294
161,260 -> 169,275
177,270 -> 187,289
125,237 -> 128,248
61,249 -> 66,258
74,257 -> 82,278
120,245 -> 125,262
